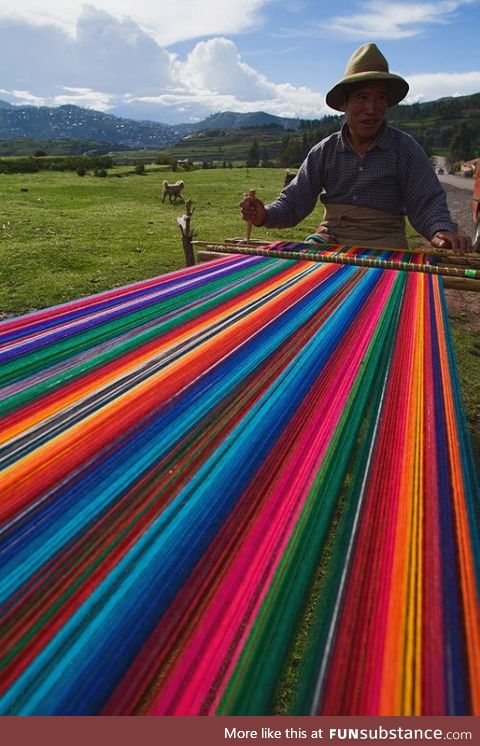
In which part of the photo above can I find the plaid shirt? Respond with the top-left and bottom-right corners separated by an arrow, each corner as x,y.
264,123 -> 457,239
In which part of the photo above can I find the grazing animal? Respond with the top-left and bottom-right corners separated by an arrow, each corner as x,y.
162,180 -> 185,203
283,170 -> 296,188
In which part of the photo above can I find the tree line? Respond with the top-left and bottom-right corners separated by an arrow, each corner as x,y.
245,98 -> 480,167
0,154 -> 113,174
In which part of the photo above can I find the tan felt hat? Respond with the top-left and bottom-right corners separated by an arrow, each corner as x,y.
326,43 -> 409,111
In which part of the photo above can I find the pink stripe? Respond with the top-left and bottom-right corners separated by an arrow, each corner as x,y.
149,272 -> 397,714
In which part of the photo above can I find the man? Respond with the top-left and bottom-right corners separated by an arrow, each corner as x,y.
240,43 -> 472,253
472,161 -> 480,250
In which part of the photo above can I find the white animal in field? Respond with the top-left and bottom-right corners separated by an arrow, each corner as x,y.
162,180 -> 185,203
283,170 -> 296,188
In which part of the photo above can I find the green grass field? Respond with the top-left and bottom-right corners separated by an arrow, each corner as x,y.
155,127 -> 285,162
0,166 -> 326,315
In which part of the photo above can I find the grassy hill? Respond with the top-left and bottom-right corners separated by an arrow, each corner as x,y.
388,93 -> 480,157
190,110 -> 300,130
147,126 -> 291,164
0,136 -> 119,156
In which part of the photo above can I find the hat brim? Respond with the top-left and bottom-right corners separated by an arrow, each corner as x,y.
326,72 -> 409,111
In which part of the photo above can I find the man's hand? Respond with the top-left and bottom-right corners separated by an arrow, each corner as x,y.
431,231 -> 472,253
240,193 -> 266,227
314,226 -> 337,243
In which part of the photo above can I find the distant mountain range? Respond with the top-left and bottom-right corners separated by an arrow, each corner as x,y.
0,93 -> 479,155
0,101 -> 180,149
0,101 -> 302,152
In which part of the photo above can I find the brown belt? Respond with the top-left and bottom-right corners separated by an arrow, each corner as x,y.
319,203 -> 408,249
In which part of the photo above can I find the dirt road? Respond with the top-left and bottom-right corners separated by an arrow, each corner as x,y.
441,182 -> 479,336
439,173 -> 475,191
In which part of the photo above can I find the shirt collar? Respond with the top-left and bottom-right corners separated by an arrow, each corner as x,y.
339,122 -> 389,152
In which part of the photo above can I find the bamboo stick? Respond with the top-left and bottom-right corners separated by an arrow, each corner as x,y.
192,241 -> 480,281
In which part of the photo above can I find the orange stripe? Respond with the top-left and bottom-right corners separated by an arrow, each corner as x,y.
433,282 -> 480,712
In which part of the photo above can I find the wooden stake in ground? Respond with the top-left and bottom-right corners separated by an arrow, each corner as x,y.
177,199 -> 195,267
246,189 -> 256,242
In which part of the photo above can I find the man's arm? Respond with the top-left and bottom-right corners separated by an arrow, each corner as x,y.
260,145 -> 325,229
399,134 -> 472,252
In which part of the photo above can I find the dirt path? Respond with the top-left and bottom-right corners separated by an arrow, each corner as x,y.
440,183 -> 479,462
441,183 -> 480,335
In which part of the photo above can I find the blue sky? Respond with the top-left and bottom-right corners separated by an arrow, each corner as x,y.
0,0 -> 479,123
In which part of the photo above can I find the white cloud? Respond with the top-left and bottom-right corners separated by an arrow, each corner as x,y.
0,4 -> 478,124
406,71 -> 480,102
0,6 -> 334,123
0,0 -> 272,46
9,90 -> 48,106
177,38 -> 271,99
128,84 -> 330,122
73,6 -> 175,93
320,0 -> 476,40
129,37 -> 332,120
125,53 -> 480,121
7,87 -> 116,111
53,88 -> 117,110
0,7 -> 177,99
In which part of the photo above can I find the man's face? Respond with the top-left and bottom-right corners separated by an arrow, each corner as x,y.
343,81 -> 389,144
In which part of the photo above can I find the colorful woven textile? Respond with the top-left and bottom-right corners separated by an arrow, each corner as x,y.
0,249 -> 479,715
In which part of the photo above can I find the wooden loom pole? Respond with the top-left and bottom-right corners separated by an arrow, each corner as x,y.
217,239 -> 479,261
193,241 -> 480,282
246,189 -> 256,242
